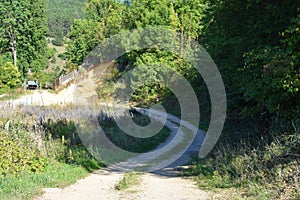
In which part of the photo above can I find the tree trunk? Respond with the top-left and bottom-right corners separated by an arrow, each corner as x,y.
12,40 -> 17,66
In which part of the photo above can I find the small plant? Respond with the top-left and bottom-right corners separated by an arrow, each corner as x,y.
115,172 -> 142,191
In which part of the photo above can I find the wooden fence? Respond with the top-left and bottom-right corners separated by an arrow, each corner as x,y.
59,70 -> 79,85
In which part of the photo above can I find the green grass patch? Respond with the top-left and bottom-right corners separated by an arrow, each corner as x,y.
115,172 -> 143,191
0,162 -> 90,200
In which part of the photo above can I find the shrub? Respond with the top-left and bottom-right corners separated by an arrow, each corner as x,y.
0,62 -> 21,94
0,131 -> 47,177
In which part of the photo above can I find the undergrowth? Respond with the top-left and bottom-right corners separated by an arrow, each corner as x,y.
0,104 -> 170,199
184,124 -> 300,200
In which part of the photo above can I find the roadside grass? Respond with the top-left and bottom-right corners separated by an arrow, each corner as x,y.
0,104 -> 171,199
115,172 -> 143,191
0,162 -> 89,200
0,87 -> 31,101
183,124 -> 300,200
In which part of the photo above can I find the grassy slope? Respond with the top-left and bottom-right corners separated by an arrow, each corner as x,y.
47,41 -> 67,70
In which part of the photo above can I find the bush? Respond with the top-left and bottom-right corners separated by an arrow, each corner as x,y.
0,62 -> 21,94
0,107 -> 103,177
46,47 -> 57,59
0,131 -> 47,177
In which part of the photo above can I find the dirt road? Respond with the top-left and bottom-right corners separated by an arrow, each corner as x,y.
35,107 -> 209,200
37,170 -> 209,200
0,78 -> 97,108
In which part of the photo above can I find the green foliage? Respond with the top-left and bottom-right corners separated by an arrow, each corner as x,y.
51,29 -> 64,46
84,0 -> 126,36
0,162 -> 89,200
46,0 -> 85,37
0,106 -> 103,177
0,131 -> 47,177
128,50 -> 199,106
202,0 -> 300,121
0,60 -> 21,94
66,0 -> 209,108
41,117 -> 102,170
66,19 -> 105,65
0,105 -> 104,199
46,47 -> 57,59
241,45 -> 300,119
129,0 -> 171,28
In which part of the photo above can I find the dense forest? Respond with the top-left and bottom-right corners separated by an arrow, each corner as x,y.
46,0 -> 85,45
0,0 -> 299,199
0,0 -> 48,86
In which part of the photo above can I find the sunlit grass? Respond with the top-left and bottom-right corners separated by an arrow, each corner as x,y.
0,162 -> 89,200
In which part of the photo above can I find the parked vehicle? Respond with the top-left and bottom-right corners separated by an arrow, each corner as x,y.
26,80 -> 38,90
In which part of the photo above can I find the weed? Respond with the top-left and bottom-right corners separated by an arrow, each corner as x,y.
115,172 -> 142,191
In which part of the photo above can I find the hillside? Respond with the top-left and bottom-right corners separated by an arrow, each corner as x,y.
46,0 -> 85,45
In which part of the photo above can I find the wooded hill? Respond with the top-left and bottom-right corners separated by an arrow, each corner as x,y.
46,0 -> 85,45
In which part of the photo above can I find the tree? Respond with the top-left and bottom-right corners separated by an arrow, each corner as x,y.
84,0 -> 126,37
46,0 -> 85,39
66,19 -> 105,65
0,0 -> 48,77
202,0 -> 300,120
129,0 -> 171,28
